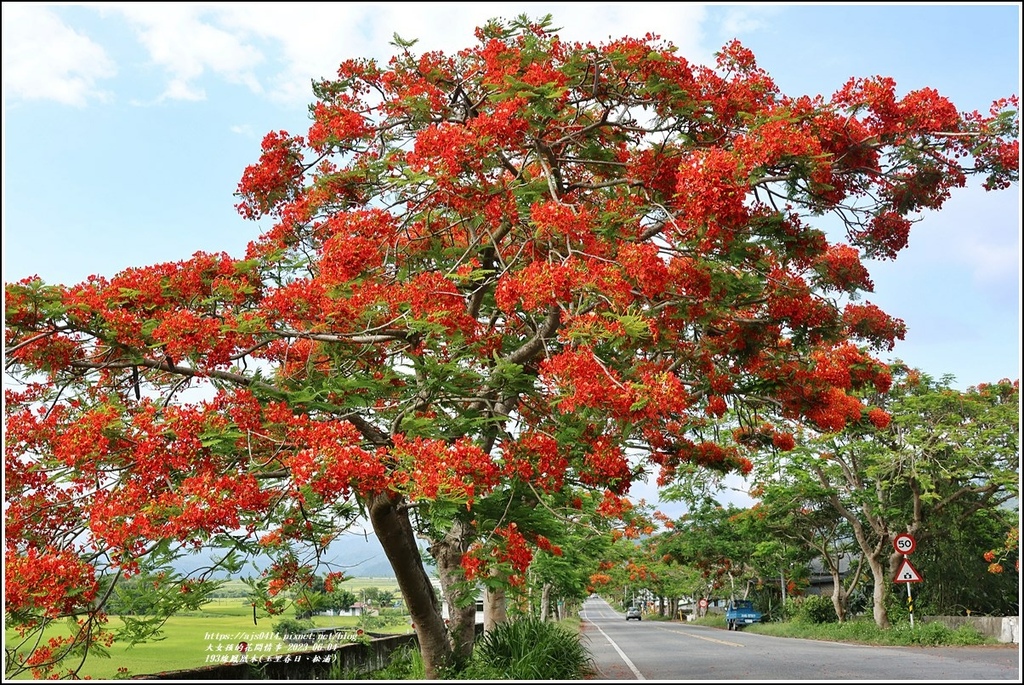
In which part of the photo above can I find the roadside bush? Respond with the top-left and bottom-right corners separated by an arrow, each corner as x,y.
348,645 -> 425,680
766,598 -> 794,623
463,617 -> 592,680
738,615 -> 997,647
890,620 -> 987,646
791,595 -> 837,624
884,590 -> 911,623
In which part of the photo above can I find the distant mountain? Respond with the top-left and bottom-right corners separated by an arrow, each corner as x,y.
169,527 -> 433,579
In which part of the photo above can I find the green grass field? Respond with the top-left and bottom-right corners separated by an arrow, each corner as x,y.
6,581 -> 410,680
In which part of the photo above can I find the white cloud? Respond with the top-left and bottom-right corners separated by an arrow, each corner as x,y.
2,4 -> 116,106
6,4 -> 711,108
112,3 -> 265,102
964,239 -> 1020,286
161,76 -> 205,102
718,5 -> 780,38
917,184 -> 1019,289
102,3 -> 713,106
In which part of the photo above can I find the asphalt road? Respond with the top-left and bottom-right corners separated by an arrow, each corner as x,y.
579,595 -> 1020,681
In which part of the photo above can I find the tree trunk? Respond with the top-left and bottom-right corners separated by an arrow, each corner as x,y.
483,574 -> 507,633
823,552 -> 851,623
830,572 -> 846,623
540,582 -> 552,622
428,519 -> 478,664
866,551 -> 891,629
368,492 -> 452,679
816,465 -> 891,630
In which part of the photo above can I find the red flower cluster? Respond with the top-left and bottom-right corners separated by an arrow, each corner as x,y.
235,131 -> 306,219
501,432 -> 569,492
5,547 -> 98,620
390,435 -> 500,506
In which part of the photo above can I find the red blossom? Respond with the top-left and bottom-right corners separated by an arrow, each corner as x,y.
867,407 -> 892,429
235,131 -> 306,219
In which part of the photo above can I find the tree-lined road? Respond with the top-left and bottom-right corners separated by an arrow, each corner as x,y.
579,596 -> 1019,681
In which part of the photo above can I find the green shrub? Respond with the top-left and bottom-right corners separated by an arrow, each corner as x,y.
765,598 -> 791,622
270,617 -> 315,640
739,615 -> 996,647
884,590 -> 911,623
466,617 -> 592,680
890,620 -> 987,646
791,595 -> 838,624
359,645 -> 425,680
358,607 -> 408,632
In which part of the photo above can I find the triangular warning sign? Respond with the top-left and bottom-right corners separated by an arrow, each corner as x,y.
893,558 -> 923,583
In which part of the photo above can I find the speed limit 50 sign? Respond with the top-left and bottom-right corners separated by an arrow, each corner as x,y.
893,533 -> 916,555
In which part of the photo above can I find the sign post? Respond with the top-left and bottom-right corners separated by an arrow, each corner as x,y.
892,533 -> 921,628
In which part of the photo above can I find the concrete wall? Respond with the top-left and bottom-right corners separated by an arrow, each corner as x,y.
134,624 -> 486,680
921,615 -> 1020,644
134,633 -> 420,680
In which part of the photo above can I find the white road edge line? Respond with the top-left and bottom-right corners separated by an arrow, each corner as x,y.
583,615 -> 646,680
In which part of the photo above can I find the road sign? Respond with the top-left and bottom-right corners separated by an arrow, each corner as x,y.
698,598 -> 708,608
893,558 -> 923,583
893,533 -> 916,555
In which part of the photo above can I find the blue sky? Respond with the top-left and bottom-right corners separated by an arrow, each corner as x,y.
3,3 -> 1022,523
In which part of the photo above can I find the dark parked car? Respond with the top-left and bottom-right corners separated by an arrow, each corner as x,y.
626,606 -> 642,620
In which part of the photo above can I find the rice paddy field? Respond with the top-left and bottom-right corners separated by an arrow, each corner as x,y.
5,579 -> 409,680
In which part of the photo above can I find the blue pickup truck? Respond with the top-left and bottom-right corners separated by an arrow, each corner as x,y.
724,599 -> 762,631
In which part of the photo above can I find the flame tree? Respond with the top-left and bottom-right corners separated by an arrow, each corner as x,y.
4,14 -> 1017,679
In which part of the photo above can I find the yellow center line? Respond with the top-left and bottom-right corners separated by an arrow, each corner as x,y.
654,625 -> 744,646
